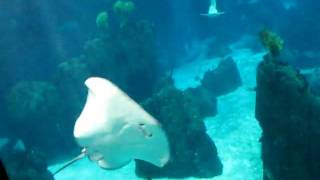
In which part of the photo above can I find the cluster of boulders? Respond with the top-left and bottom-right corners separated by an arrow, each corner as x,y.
135,57 -> 242,178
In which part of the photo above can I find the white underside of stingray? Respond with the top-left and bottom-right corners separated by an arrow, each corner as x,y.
73,77 -> 170,170
200,0 -> 224,17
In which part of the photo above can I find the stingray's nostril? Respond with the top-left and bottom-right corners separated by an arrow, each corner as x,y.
139,123 -> 145,127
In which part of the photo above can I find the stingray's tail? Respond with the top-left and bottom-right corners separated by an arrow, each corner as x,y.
53,148 -> 87,176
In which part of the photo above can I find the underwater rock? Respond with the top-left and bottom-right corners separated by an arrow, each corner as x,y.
6,81 -> 59,123
307,69 -> 320,96
255,55 -> 320,180
54,58 -> 90,116
135,85 -> 222,178
301,68 -> 320,96
5,81 -> 67,157
82,20 -> 159,102
0,142 -> 53,180
53,58 -> 91,152
201,57 -> 242,97
184,86 -> 217,117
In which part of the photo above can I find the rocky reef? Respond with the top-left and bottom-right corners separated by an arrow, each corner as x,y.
134,56 -> 244,179
259,29 -> 284,57
201,57 -> 242,97
0,139 -> 53,180
0,1 -> 243,177
306,69 -> 320,96
83,19 -> 159,102
3,0 -> 160,160
135,83 -> 222,179
184,86 -> 217,118
255,55 -> 320,180
5,81 -> 74,156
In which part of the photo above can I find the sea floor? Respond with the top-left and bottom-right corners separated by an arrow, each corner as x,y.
49,47 -> 265,180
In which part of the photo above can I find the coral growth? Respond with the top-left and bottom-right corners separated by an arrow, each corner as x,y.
2,0 -> 159,161
82,19 -> 159,101
113,0 -> 136,26
6,81 -> 60,124
96,11 -> 109,31
259,29 -> 284,57
54,57 -> 90,117
5,81 -> 69,156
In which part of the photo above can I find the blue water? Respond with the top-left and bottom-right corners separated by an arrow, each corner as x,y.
0,0 -> 319,179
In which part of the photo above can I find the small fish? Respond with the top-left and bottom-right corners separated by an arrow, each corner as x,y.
200,0 -> 224,17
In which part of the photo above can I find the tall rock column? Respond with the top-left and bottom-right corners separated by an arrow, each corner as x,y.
255,55 -> 320,180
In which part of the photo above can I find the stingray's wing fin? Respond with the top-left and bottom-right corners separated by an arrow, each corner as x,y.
73,77 -> 170,170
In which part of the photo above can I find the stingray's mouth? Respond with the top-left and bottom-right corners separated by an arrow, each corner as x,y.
88,150 -> 104,162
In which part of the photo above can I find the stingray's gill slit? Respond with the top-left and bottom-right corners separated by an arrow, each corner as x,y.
53,148 -> 88,176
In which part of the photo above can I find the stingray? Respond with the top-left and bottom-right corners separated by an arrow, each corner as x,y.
200,0 -> 224,17
54,77 -> 170,175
